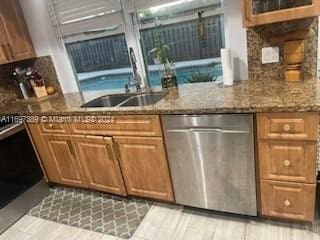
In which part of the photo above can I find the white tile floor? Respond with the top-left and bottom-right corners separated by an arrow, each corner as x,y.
1,203 -> 320,240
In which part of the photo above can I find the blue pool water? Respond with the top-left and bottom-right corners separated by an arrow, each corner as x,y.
79,63 -> 222,92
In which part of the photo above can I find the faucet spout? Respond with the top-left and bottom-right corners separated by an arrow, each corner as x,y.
128,47 -> 143,93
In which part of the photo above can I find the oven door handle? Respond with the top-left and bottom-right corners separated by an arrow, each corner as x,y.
0,123 -> 25,141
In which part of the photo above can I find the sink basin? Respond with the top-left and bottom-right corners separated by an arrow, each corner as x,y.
81,94 -> 133,108
81,92 -> 166,108
120,92 -> 166,107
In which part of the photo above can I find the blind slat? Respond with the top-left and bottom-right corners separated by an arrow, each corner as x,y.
123,0 -> 221,14
59,13 -> 123,36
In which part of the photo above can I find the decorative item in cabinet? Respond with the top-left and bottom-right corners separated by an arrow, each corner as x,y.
284,40 -> 305,81
243,0 -> 320,27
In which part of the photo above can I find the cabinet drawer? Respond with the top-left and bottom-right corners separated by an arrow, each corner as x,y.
257,113 -> 319,140
259,141 -> 317,183
261,180 -> 316,222
40,122 -> 70,134
69,115 -> 162,137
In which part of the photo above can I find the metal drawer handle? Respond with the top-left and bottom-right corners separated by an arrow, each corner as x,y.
284,200 -> 291,207
283,124 -> 291,132
283,160 -> 291,167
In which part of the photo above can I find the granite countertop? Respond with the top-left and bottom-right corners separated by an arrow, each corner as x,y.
1,79 -> 320,116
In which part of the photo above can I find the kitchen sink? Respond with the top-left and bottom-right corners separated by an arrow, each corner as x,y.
120,92 -> 166,107
81,94 -> 134,108
81,92 -> 166,108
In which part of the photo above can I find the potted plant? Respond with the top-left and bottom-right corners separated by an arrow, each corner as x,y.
149,35 -> 178,89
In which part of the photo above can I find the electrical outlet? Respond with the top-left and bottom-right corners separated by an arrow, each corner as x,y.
262,47 -> 280,64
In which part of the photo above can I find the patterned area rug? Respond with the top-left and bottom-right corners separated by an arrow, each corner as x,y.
28,186 -> 152,239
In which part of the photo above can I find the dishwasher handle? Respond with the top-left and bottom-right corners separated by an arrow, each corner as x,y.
166,128 -> 250,134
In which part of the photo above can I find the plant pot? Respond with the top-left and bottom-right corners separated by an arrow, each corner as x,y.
159,63 -> 178,89
161,73 -> 178,89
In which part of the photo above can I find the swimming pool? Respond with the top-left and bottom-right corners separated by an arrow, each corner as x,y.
79,63 -> 222,92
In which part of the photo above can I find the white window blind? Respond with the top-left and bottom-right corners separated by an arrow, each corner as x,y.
49,0 -> 124,43
130,0 -> 173,10
132,0 -> 221,11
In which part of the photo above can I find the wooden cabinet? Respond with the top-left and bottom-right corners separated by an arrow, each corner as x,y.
39,122 -> 70,134
73,135 -> 126,196
256,112 -> 318,222
0,0 -> 35,64
69,115 -> 163,137
27,115 -> 174,203
114,136 -> 174,202
42,134 -> 87,188
257,112 -> 319,141
261,180 -> 316,221
259,140 -> 317,183
243,0 -> 320,27
0,27 -> 9,64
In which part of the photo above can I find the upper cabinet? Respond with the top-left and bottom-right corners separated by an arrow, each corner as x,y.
243,0 -> 320,27
0,0 -> 35,64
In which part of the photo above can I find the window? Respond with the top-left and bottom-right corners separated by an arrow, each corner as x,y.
136,0 -> 224,87
66,34 -> 132,92
49,0 -> 224,95
49,0 -> 133,97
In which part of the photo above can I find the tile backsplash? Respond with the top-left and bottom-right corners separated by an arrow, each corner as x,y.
247,17 -> 319,81
0,56 -> 61,107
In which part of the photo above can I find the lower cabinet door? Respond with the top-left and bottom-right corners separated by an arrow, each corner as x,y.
114,136 -> 174,202
73,135 -> 127,196
44,134 -> 87,188
261,180 -> 316,222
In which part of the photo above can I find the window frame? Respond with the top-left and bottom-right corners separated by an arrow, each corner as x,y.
49,0 -> 244,93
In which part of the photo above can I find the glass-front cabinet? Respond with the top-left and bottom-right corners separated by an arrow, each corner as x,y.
243,0 -> 320,27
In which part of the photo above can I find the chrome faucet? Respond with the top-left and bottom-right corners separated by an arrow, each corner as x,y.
125,47 -> 142,93
126,75 -> 142,93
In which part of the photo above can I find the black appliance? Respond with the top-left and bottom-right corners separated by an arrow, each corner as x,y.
0,118 -> 49,233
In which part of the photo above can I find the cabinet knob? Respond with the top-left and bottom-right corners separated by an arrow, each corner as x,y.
283,160 -> 291,167
49,124 -> 54,128
283,124 -> 291,132
284,200 -> 291,207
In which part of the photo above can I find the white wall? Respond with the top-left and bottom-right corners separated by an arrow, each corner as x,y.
19,0 -> 79,93
223,0 -> 248,80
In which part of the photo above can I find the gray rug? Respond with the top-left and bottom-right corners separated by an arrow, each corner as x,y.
28,186 -> 152,239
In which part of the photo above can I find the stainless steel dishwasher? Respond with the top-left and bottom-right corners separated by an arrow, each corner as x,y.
162,114 -> 257,216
